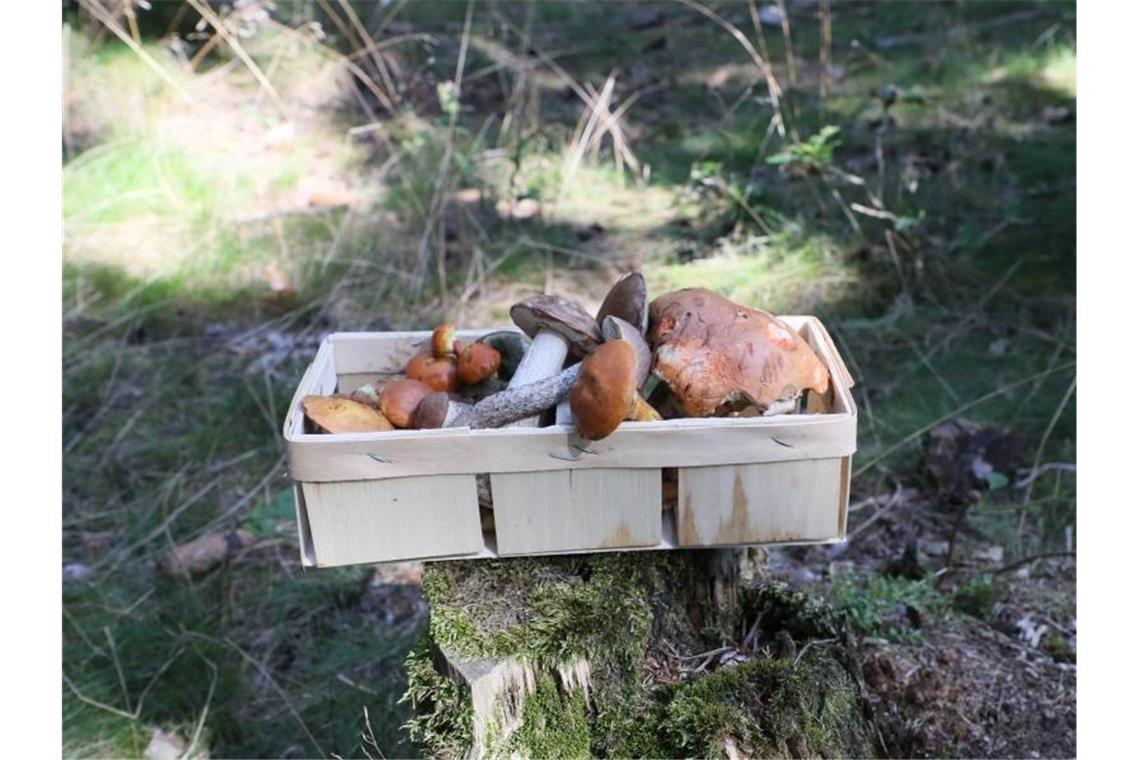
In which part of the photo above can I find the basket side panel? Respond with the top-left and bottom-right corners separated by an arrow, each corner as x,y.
676,459 -> 843,546
302,475 -> 482,566
491,469 -> 662,555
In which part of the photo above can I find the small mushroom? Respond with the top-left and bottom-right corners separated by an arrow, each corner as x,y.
457,342 -> 502,386
406,350 -> 460,392
477,330 -> 528,380
600,315 -> 652,387
414,364 -> 581,430
647,288 -> 830,417
431,323 -> 457,357
412,391 -> 474,429
570,340 -> 661,441
508,294 -> 601,426
596,271 -> 648,333
379,378 -> 433,428
302,395 -> 394,433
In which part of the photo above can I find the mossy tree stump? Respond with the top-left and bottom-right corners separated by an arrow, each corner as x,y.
402,551 -> 879,759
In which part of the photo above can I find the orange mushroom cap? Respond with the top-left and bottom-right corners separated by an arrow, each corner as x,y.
457,342 -> 502,386
302,395 -> 393,433
379,379 -> 433,428
406,350 -> 460,392
431,324 -> 457,357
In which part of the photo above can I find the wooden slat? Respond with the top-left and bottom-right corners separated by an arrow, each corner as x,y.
490,468 -> 662,555
287,413 -> 856,481
301,474 -> 482,566
836,455 -> 852,536
676,459 -> 844,546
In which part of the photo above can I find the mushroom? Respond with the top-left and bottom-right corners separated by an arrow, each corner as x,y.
507,294 -> 601,426
413,363 -> 581,430
569,340 -> 661,441
595,271 -> 648,333
406,351 -> 460,392
431,323 -> 457,357
477,330 -> 528,380
302,395 -> 394,433
600,315 -> 652,386
555,314 -> 653,425
647,288 -> 830,417
457,342 -> 502,386
378,378 -> 433,428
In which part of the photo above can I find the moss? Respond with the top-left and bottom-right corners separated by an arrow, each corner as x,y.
400,643 -> 473,759
506,673 -> 591,759
421,554 -> 664,665
409,564 -> 878,758
650,651 -> 871,759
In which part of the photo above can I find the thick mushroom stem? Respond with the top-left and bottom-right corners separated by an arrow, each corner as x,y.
416,364 -> 581,429
508,294 -> 601,426
506,329 -> 570,426
555,399 -> 572,426
509,329 -> 570,387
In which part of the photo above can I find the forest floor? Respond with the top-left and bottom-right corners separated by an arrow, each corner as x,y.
63,1 -> 1075,757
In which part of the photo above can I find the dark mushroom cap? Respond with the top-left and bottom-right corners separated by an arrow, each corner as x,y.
647,288 -> 830,417
379,378 -> 433,428
601,315 -> 652,386
410,391 -> 455,429
510,294 -> 601,357
596,271 -> 648,333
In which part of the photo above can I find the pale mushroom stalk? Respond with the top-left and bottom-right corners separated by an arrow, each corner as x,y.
555,399 -> 572,426
507,295 -> 600,427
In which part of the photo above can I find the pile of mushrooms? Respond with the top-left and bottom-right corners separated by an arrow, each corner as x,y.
302,277 -> 831,440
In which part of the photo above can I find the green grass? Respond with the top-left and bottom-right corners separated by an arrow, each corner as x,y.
63,1 -> 1075,755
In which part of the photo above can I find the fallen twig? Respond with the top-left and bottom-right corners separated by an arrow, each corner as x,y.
993,551 -> 1075,576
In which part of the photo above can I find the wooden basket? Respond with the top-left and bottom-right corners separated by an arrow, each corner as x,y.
283,316 -> 856,567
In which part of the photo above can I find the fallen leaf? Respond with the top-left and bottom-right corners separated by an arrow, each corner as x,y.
158,530 -> 255,579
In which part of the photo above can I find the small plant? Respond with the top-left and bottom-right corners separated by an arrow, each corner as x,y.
766,125 -> 842,173
828,571 -> 950,643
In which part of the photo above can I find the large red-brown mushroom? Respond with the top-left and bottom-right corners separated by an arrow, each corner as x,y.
647,288 -> 829,417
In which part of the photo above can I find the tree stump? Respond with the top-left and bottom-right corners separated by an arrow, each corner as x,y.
401,549 -> 880,758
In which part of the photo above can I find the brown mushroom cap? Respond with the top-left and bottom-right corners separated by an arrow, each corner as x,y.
302,395 -> 394,433
647,288 -> 830,417
431,324 -> 457,357
406,351 -> 460,392
510,294 -> 601,357
457,342 -> 502,386
601,315 -> 652,386
379,378 -> 433,428
596,271 -> 648,333
570,340 -> 660,440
